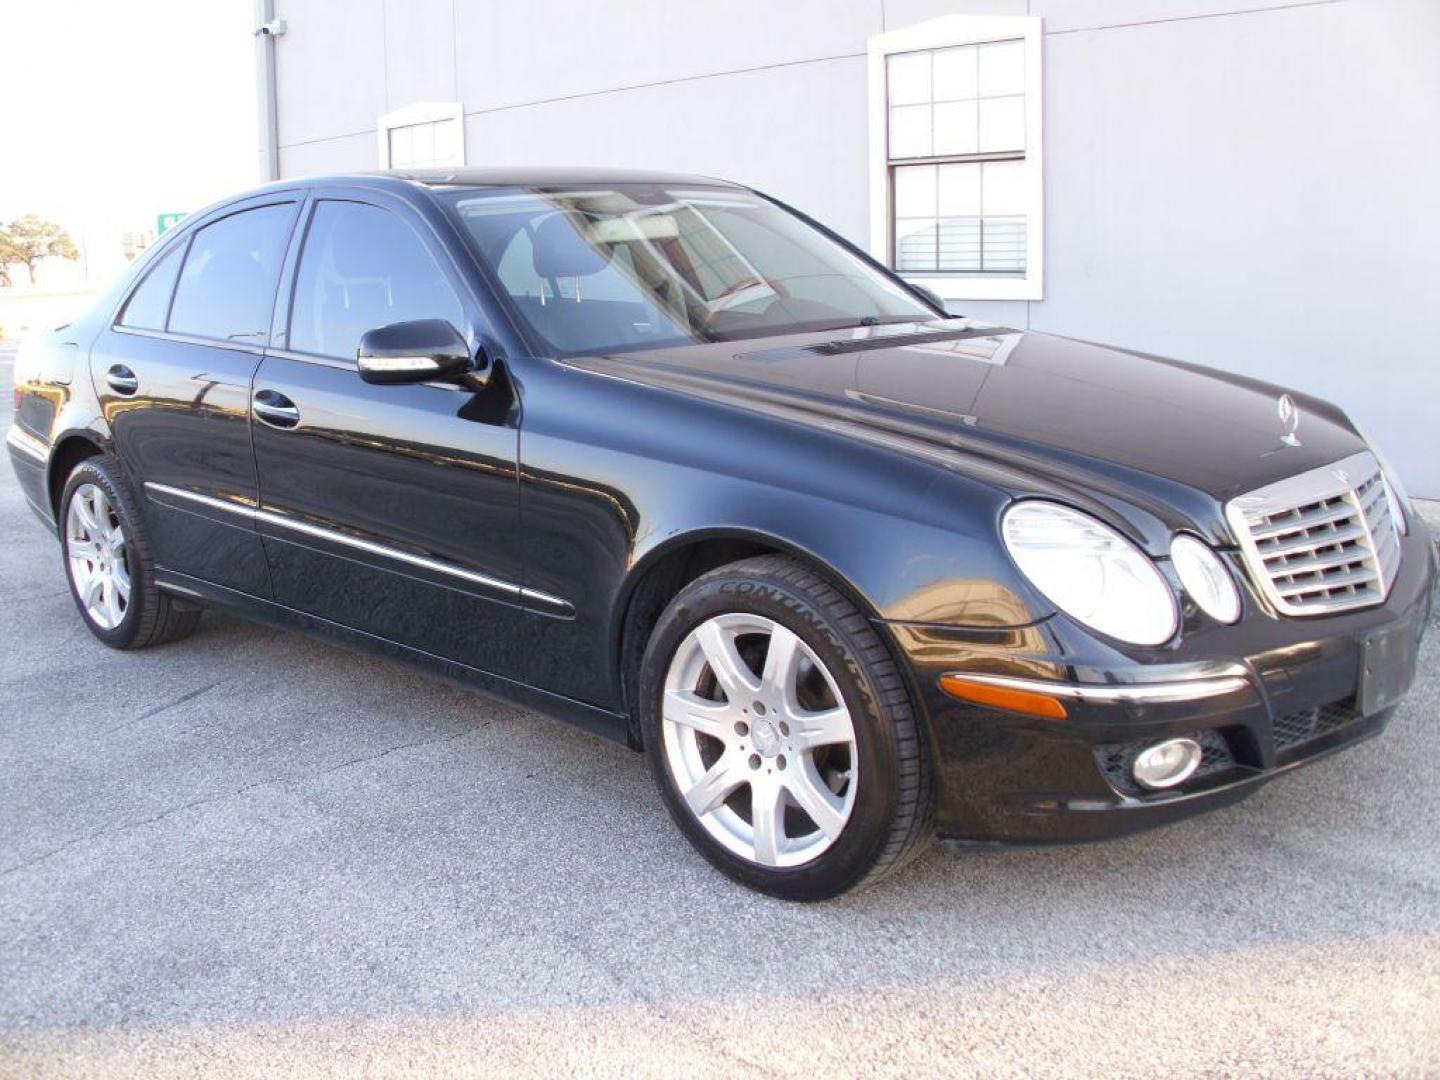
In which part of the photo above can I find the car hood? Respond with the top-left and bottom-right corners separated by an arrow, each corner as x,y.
564,319 -> 1365,545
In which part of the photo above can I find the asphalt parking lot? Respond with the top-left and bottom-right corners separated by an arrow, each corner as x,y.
1,340 -> 1438,1078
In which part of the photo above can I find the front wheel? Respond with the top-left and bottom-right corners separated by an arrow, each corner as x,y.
640,555 -> 933,900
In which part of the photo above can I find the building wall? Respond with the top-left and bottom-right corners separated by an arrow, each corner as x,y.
269,0 -> 1440,495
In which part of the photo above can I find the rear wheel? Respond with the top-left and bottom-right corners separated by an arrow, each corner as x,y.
60,456 -> 201,649
640,555 -> 933,900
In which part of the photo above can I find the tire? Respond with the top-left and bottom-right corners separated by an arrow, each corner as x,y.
59,454 -> 202,649
640,554 -> 933,900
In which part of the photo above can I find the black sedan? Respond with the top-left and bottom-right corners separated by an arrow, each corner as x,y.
7,169 -> 1434,900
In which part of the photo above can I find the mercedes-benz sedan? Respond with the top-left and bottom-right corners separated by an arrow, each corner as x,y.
8,169 -> 1433,899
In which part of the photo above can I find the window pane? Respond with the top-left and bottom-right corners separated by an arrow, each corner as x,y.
981,218 -> 1026,273
932,45 -> 977,102
937,218 -> 982,272
938,163 -> 982,216
932,101 -> 979,156
979,40 -> 1025,98
886,51 -> 930,106
117,244 -> 183,330
389,125 -> 413,167
411,122 -> 436,165
895,218 -> 938,273
289,201 -> 464,360
433,119 -> 459,164
888,104 -> 932,159
982,160 -> 1028,216
893,165 -> 937,218
168,204 -> 294,343
978,95 -> 1025,153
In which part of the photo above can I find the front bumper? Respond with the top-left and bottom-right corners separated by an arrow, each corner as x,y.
892,519 -> 1436,846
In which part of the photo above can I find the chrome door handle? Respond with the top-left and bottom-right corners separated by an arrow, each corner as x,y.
252,389 -> 300,429
106,364 -> 139,396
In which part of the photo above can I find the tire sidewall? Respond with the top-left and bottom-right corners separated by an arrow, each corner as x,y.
641,571 -> 904,900
59,458 -> 147,648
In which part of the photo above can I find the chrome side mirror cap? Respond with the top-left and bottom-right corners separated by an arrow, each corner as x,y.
357,319 -> 482,386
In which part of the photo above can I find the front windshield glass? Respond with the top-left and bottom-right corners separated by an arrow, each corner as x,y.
441,184 -> 936,357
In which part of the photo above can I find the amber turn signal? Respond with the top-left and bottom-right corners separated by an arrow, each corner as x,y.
938,675 -> 1068,720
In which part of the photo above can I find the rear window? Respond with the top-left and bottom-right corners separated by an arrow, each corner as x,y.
167,203 -> 296,344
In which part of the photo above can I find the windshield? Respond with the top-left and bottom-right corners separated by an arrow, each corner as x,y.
441,184 -> 937,357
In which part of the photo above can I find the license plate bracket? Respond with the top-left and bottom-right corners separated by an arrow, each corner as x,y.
1359,621 -> 1419,717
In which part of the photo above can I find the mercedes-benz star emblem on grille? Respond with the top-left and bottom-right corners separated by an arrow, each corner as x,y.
1277,393 -> 1302,446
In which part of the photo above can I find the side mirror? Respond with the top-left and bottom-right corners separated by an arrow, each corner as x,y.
357,319 -> 479,386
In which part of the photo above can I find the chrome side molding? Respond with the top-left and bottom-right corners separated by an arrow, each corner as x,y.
143,481 -> 572,616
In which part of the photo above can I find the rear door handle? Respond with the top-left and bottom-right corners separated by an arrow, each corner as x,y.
252,389 -> 300,429
106,364 -> 139,396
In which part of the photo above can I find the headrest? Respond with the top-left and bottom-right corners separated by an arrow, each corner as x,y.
531,212 -> 610,278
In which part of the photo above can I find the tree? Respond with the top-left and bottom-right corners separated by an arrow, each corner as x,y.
2,216 -> 79,285
0,228 -> 22,287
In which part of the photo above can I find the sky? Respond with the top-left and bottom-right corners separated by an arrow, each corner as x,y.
0,1 -> 257,279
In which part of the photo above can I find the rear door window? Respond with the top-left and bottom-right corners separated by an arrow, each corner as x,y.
287,200 -> 464,361
116,243 -> 184,330
167,203 -> 296,345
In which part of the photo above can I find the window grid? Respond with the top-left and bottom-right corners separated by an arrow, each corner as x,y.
885,39 -> 1027,277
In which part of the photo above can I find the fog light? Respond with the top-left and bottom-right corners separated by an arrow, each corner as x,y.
1132,737 -> 1203,790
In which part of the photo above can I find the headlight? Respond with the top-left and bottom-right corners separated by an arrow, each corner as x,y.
1002,501 -> 1178,646
1170,534 -> 1241,624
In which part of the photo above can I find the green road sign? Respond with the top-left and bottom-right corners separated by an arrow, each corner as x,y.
156,212 -> 187,234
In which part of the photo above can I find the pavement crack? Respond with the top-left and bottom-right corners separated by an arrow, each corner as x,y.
310,726 -> 482,778
102,680 -> 228,735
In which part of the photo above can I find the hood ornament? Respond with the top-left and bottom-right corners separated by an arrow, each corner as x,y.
1277,394 -> 1302,447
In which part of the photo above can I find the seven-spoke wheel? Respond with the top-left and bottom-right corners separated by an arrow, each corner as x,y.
59,455 -> 201,648
662,613 -> 858,868
642,554 -> 933,900
65,482 -> 131,630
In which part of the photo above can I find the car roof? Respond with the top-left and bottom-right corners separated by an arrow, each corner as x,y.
250,167 -> 745,196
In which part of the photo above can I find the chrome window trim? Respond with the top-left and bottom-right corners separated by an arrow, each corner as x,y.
111,325 -> 268,357
143,481 -> 570,615
1225,450 -> 1399,617
6,425 -> 49,464
262,347 -> 473,391
950,672 -> 1251,704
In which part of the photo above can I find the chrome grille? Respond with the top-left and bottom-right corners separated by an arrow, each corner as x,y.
1226,450 -> 1401,616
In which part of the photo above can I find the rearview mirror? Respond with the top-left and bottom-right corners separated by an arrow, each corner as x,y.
357,319 -> 476,386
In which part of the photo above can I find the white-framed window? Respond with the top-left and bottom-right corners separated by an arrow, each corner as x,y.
377,101 -> 465,170
868,16 -> 1043,301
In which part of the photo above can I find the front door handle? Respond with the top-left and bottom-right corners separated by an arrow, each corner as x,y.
252,389 -> 300,429
106,364 -> 139,396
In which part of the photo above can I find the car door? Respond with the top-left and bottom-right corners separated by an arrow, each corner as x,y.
249,189 -> 532,679
92,195 -> 301,596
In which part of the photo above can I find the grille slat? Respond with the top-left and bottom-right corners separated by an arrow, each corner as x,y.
1248,501 -> 1356,541
1226,451 -> 1401,616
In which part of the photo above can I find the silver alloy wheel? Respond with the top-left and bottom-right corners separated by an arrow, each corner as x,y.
661,613 -> 859,868
66,482 -> 131,630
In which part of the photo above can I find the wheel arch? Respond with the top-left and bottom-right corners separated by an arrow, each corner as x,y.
613,526 -> 904,748
46,430 -> 109,519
